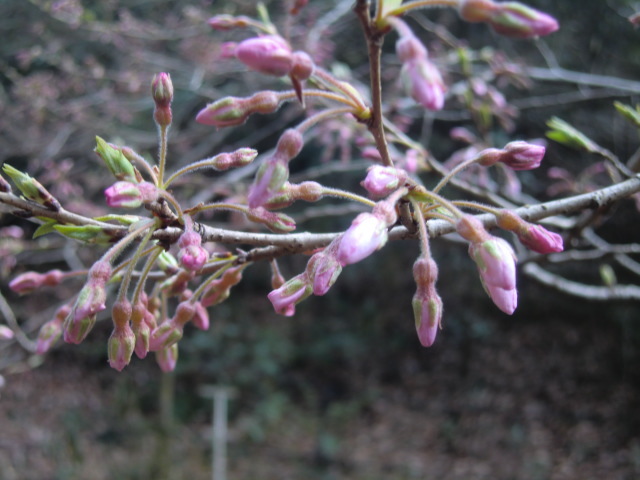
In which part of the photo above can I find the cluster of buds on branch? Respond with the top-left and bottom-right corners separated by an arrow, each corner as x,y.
3,0 -> 639,373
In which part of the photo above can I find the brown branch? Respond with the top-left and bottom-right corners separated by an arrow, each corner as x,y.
523,263 -> 640,301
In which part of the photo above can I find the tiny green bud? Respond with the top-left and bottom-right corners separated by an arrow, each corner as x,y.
94,136 -> 137,182
2,164 -> 60,211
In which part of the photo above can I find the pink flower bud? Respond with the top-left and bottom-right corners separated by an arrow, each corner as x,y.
247,207 -> 296,233
496,210 -> 564,254
36,304 -> 70,354
235,35 -> 293,76
403,59 -> 446,111
156,343 -> 178,372
177,230 -> 209,271
458,0 -> 498,23
290,51 -> 314,82
211,148 -> 258,170
267,274 -> 312,316
412,257 -> 443,347
196,91 -> 281,128
152,73 -> 173,127
201,266 -> 244,308
499,141 -> 545,170
207,14 -> 251,30
192,302 -> 209,331
518,224 -> 563,254
108,323 -> 136,371
247,157 -> 290,209
489,2 -> 559,39
469,237 -> 518,314
66,261 -> 112,342
306,249 -> 342,296
361,166 -> 407,198
396,35 -> 428,63
275,129 -> 304,160
9,269 -> 63,294
149,319 -> 183,352
105,181 -> 157,208
131,299 -> 151,359
336,213 -> 389,266
151,72 -> 173,108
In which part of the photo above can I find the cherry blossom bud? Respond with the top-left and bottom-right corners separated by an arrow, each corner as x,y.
10,269 -> 63,294
247,157 -> 289,208
267,273 -> 312,316
276,129 -> 304,160
192,302 -> 210,331
152,73 -> 173,127
235,35 -> 293,76
337,213 -> 389,266
201,266 -> 245,308
496,210 -> 563,254
456,214 -> 490,244
177,230 -> 209,271
104,181 -> 157,208
36,304 -> 70,354
498,141 -> 545,170
131,299 -> 151,359
196,91 -> 281,127
94,136 -> 137,182
361,166 -> 407,198
108,323 -> 135,371
403,59 -> 446,111
149,320 -> 183,352
412,257 -> 443,347
306,249 -> 342,296
247,207 -> 296,233
156,343 -> 178,372
64,261 -> 112,344
210,148 -> 258,170
468,237 -> 518,314
458,0 -> 498,23
207,14 -> 251,30
489,2 -> 559,39
2,164 -> 60,211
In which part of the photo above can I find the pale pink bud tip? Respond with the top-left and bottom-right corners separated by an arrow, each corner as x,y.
520,225 -> 564,254
490,3 -> 559,39
108,324 -> 136,371
156,344 -> 178,372
500,141 -> 545,170
0,325 -> 14,340
469,237 -> 518,314
404,60 -> 446,111
235,35 -> 293,77
336,213 -> 389,266
361,166 -> 407,198
151,73 -> 173,107
412,257 -> 442,347
306,250 -> 342,296
177,231 -> 209,271
267,274 -> 312,316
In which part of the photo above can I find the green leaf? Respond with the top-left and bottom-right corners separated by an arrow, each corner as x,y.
545,117 -> 599,152
33,219 -> 59,239
614,102 -> 640,129
53,225 -> 113,244
93,214 -> 140,225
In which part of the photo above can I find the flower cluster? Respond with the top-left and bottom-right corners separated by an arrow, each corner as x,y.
2,0 -> 569,372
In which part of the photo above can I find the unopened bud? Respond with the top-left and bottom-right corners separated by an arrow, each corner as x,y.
247,207 -> 296,233
151,72 -> 173,108
235,35 -> 293,76
207,14 -> 251,30
94,137 -> 137,182
10,269 -> 64,294
108,322 -> 135,371
36,304 -> 70,354
156,343 -> 178,372
196,91 -> 281,127
2,164 -> 60,211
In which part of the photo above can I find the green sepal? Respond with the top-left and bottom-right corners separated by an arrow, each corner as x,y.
33,218 -> 60,239
53,225 -> 113,244
93,214 -> 140,226
94,136 -> 137,182
613,102 -> 640,129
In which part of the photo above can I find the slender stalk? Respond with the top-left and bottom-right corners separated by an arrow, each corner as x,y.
116,223 -> 159,302
384,0 -> 460,19
354,0 -> 394,167
158,125 -> 169,187
410,198 -> 431,257
321,187 -> 377,207
132,247 -> 164,305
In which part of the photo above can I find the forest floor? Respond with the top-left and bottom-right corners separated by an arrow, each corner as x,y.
1,303 -> 640,480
